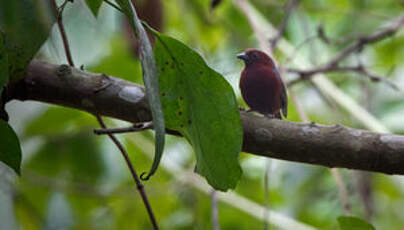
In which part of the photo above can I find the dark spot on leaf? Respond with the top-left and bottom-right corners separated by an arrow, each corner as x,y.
161,67 -> 165,72
188,119 -> 192,124
200,71 -> 203,75
162,92 -> 166,97
179,96 -> 183,100
178,111 -> 182,116
165,61 -> 169,65
180,124 -> 184,128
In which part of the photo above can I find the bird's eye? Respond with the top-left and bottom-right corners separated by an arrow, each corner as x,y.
251,52 -> 259,59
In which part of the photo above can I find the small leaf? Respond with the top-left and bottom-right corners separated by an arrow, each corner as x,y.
0,120 -> 21,175
0,32 -> 8,93
85,0 -> 103,17
0,0 -> 56,81
115,0 -> 165,180
153,32 -> 243,191
338,216 -> 375,230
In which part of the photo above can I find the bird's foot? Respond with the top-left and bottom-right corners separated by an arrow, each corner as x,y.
239,108 -> 253,113
265,114 -> 276,119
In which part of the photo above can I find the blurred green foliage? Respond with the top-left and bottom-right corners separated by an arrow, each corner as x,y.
0,0 -> 55,81
0,120 -> 21,174
1,0 -> 404,229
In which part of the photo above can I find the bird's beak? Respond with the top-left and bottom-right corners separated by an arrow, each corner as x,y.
237,52 -> 248,61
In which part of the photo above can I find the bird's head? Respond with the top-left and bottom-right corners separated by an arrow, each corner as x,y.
237,49 -> 275,67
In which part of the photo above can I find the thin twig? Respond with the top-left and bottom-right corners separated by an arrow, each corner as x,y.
94,122 -> 181,136
330,168 -> 351,215
287,65 -> 399,90
287,13 -> 404,86
95,115 -> 159,230
103,0 -> 123,12
51,0 -> 75,67
94,121 -> 153,135
270,0 -> 300,52
354,171 -> 373,220
211,189 -> 220,230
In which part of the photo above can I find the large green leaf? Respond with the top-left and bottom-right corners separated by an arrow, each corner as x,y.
85,0 -> 103,17
338,216 -> 375,230
0,120 -> 21,174
115,0 -> 165,180
154,33 -> 243,191
0,0 -> 56,81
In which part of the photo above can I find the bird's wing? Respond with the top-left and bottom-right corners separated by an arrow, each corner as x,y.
274,68 -> 288,118
280,80 -> 288,118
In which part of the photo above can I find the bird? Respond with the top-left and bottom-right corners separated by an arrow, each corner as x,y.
237,49 -> 287,119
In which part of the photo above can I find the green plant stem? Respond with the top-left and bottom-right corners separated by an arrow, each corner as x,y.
95,115 -> 159,230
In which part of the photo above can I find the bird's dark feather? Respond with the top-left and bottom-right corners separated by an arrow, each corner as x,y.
238,49 -> 288,119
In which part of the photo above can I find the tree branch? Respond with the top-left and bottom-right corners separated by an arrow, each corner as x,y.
286,65 -> 399,90
6,60 -> 404,175
287,13 -> 404,86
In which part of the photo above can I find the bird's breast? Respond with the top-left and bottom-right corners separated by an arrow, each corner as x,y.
239,66 -> 282,114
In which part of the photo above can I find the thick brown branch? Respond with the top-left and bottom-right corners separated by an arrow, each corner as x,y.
7,60 -> 404,175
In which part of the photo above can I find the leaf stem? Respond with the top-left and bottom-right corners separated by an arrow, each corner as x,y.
95,115 -> 159,230
103,0 -> 123,12
51,0 -> 75,67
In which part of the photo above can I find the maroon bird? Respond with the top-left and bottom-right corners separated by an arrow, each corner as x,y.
237,49 -> 287,119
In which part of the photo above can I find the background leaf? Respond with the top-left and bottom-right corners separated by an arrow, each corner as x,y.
25,134 -> 105,184
338,216 -> 375,230
154,33 -> 243,191
115,0 -> 166,180
0,0 -> 55,81
0,120 -> 21,174
85,0 -> 103,17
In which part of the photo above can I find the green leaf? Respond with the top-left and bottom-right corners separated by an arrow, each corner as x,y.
25,106 -> 96,137
0,0 -> 56,81
338,216 -> 375,230
115,0 -> 166,180
0,32 -> 8,93
85,0 -> 103,17
0,120 -> 21,175
26,134 -> 104,184
153,33 -> 243,191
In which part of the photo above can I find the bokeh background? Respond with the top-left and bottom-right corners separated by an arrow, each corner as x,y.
2,0 -> 404,229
